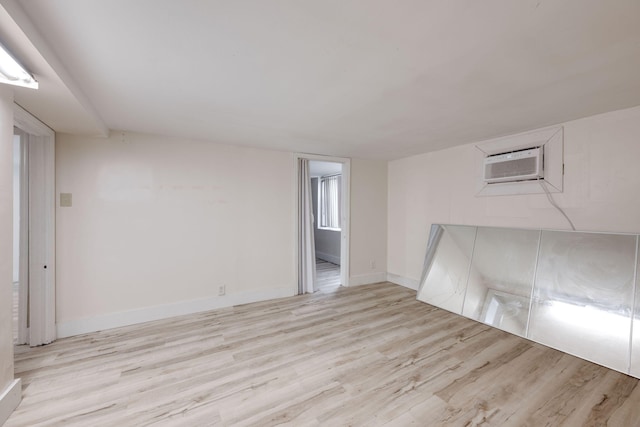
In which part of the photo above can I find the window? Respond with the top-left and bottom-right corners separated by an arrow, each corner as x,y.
318,174 -> 341,230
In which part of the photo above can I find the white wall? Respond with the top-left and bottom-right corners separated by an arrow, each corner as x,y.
56,132 -> 296,335
56,133 -> 390,335
0,86 -> 17,422
350,158 -> 388,285
388,105 -> 640,283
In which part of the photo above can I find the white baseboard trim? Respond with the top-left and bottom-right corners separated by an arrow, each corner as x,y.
348,272 -> 387,287
0,379 -> 21,426
57,287 -> 295,338
316,251 -> 340,265
386,273 -> 420,291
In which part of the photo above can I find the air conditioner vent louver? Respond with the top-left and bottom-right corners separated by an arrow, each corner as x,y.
483,147 -> 543,184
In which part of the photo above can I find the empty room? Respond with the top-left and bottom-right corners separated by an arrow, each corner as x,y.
1,1 -> 640,426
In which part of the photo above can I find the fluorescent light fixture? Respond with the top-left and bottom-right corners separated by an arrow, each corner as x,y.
0,42 -> 38,89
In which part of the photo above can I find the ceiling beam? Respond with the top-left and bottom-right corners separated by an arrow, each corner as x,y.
0,0 -> 109,136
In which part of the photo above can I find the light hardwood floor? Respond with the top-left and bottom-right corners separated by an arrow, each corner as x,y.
315,259 -> 341,292
7,282 -> 640,426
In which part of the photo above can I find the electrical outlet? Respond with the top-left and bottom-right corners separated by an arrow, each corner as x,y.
218,285 -> 226,296
370,260 -> 376,270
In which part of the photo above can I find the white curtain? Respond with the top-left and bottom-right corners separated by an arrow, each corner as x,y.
319,175 -> 340,229
298,159 -> 316,294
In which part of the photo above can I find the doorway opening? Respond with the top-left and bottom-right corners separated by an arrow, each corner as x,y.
13,105 -> 56,347
12,131 -> 23,343
310,161 -> 342,293
296,154 -> 350,295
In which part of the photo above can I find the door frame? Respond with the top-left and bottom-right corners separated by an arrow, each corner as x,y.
14,129 -> 28,344
14,104 -> 56,346
294,153 -> 350,291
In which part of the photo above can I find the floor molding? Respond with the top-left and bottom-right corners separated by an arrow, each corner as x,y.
57,287 -> 295,338
386,273 -> 419,291
0,379 -> 21,426
348,272 -> 387,287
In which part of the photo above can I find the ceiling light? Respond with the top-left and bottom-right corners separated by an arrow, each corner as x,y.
0,42 -> 38,89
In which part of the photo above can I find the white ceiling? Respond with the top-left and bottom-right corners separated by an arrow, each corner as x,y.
3,0 -> 640,159
0,2 -> 107,135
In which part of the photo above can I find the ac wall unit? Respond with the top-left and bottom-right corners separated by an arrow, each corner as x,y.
483,147 -> 543,184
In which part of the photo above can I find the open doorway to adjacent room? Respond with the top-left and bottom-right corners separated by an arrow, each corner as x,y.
12,131 -> 21,342
13,105 -> 56,347
296,154 -> 350,295
309,160 -> 342,292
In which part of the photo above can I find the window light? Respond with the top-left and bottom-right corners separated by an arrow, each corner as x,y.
0,42 -> 38,89
318,174 -> 341,230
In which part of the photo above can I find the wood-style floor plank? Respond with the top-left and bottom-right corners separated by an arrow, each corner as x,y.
315,259 -> 341,291
6,282 -> 640,426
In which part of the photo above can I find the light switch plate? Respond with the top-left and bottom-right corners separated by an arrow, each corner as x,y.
60,193 -> 72,207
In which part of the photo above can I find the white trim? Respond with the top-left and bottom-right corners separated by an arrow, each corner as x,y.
57,287 -> 295,338
316,251 -> 340,265
0,379 -> 21,426
294,153 -> 351,289
348,272 -> 387,287
340,160 -> 350,287
386,273 -> 420,291
14,104 -> 54,136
